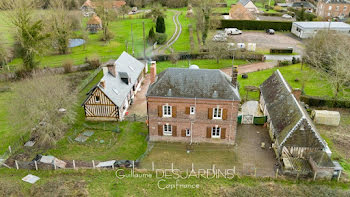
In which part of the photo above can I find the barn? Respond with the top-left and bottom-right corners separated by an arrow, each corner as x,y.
82,52 -> 146,121
259,70 -> 339,178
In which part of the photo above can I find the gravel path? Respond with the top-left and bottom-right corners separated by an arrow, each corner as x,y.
221,61 -> 277,75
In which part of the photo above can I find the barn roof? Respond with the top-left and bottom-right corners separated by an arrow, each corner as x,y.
146,68 -> 240,101
260,70 -> 328,150
87,15 -> 102,25
84,52 -> 145,107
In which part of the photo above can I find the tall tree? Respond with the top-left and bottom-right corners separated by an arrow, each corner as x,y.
304,31 -> 350,99
156,16 -> 165,33
96,0 -> 116,42
0,0 -> 50,70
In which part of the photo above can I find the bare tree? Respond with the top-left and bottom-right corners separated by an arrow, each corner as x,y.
304,31 -> 350,99
208,40 -> 229,64
96,0 -> 117,42
9,74 -> 77,148
0,0 -> 50,70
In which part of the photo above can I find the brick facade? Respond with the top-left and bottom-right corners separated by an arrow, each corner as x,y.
147,97 -> 240,144
317,1 -> 350,19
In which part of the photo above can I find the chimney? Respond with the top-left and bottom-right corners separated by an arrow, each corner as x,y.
150,61 -> 157,84
100,79 -> 105,89
107,61 -> 117,77
292,88 -> 302,101
231,65 -> 238,87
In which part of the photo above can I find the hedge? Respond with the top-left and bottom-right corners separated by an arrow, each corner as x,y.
270,48 -> 293,54
220,20 -> 292,31
300,95 -> 350,108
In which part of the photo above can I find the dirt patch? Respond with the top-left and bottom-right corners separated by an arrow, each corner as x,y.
0,180 -> 24,197
30,179 -> 88,197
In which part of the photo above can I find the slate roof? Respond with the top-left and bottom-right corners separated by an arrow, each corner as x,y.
322,0 -> 350,4
238,0 -> 251,6
260,70 -> 328,150
291,2 -> 315,8
84,52 -> 145,107
146,68 -> 240,101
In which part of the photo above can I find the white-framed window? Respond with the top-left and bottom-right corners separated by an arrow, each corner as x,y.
190,106 -> 196,115
163,104 -> 172,117
336,6 -> 339,11
329,6 -> 332,10
328,12 -> 331,16
163,124 -> 172,135
213,107 -> 223,119
95,96 -> 100,103
186,129 -> 191,137
212,126 -> 221,138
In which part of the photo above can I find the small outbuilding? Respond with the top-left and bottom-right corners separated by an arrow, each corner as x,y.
311,110 -> 340,126
87,14 -> 102,34
291,22 -> 350,38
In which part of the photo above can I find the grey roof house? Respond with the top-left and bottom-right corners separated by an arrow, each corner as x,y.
259,70 -> 337,178
83,51 -> 146,121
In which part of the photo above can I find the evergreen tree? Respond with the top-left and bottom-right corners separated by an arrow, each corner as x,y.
156,16 -> 166,33
148,27 -> 156,44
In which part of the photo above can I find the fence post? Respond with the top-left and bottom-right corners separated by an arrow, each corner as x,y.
112,163 -> 115,170
54,162 -> 57,170
34,161 -> 38,171
192,163 -> 194,171
275,168 -> 279,179
134,114 -> 136,121
313,172 -> 317,181
233,166 -> 236,176
254,167 -> 257,177
212,164 -> 215,172
15,160 -> 19,170
92,160 -> 95,169
8,146 -> 11,153
171,163 -> 174,172
152,161 -> 155,171
337,170 -> 342,182
73,160 -> 76,170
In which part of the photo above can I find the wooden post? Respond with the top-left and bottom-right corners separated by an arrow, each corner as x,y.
112,163 -> 115,170
73,160 -> 76,170
15,160 -> 19,170
54,162 -> 57,170
92,160 -> 95,169
152,161 -> 155,171
313,172 -> 317,181
337,170 -> 342,182
212,164 -> 215,172
233,166 -> 236,176
192,163 -> 194,171
254,167 -> 257,177
34,161 -> 38,171
8,146 -> 11,153
171,163 -> 174,172
275,168 -> 279,179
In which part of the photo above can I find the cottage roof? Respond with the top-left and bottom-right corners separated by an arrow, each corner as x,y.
146,68 -> 240,101
84,52 -> 145,107
260,70 -> 328,149
238,0 -> 252,6
87,15 -> 102,25
293,22 -> 350,29
229,3 -> 255,20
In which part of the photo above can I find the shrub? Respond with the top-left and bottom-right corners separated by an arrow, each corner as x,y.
156,16 -> 166,33
63,59 -> 74,73
155,33 -> 167,44
278,60 -> 291,67
100,29 -> 115,41
86,55 -> 101,69
301,95 -> 350,108
220,20 -> 292,31
148,27 -> 156,44
292,57 -> 300,64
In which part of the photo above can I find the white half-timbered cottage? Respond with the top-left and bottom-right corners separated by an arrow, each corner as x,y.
83,52 -> 146,121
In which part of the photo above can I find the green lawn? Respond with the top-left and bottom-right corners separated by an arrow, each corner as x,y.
156,59 -> 250,73
238,64 -> 342,101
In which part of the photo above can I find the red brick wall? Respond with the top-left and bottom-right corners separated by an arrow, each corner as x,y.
317,2 -> 350,19
147,97 -> 240,144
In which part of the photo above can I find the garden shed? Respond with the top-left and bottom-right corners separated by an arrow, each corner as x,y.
311,110 -> 340,126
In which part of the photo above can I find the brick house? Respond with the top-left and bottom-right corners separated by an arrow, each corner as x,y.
146,62 -> 241,144
316,0 -> 350,19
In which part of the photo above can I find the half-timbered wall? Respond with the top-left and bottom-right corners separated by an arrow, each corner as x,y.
84,88 -> 119,120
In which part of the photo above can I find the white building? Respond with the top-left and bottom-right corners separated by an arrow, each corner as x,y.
291,22 -> 350,39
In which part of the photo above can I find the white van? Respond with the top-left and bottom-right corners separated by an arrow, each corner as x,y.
225,28 -> 242,35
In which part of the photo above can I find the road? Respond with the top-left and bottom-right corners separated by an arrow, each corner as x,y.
264,54 -> 302,61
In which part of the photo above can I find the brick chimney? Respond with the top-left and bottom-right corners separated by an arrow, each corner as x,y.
231,65 -> 238,87
100,79 -> 105,89
150,61 -> 157,84
292,88 -> 302,101
107,62 -> 117,77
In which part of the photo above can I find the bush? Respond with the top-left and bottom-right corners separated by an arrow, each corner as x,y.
148,27 -> 156,44
155,33 -> 167,44
301,95 -> 350,108
278,60 -> 291,67
69,12 -> 82,31
86,55 -> 101,69
270,48 -> 293,54
63,59 -> 74,73
292,57 -> 300,64
156,16 -> 166,33
220,20 -> 292,31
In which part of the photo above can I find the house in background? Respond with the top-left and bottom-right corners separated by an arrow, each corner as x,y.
291,21 -> 350,38
82,52 -> 146,121
229,3 -> 256,20
81,0 -> 126,16
238,0 -> 259,13
259,70 -> 339,179
291,1 -> 316,13
316,0 -> 350,19
87,14 -> 102,34
146,63 -> 241,144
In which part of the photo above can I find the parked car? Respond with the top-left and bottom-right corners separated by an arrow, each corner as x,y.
212,34 -> 227,42
282,14 -> 292,19
225,28 -> 242,35
266,29 -> 275,35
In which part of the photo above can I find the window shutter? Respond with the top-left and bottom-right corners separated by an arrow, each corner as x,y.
221,128 -> 226,139
208,108 -> 213,119
181,129 -> 186,137
158,106 -> 162,117
185,107 -> 190,114
223,109 -> 228,120
206,127 -> 211,138
172,126 -> 177,137
158,125 -> 163,136
172,106 -> 177,117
